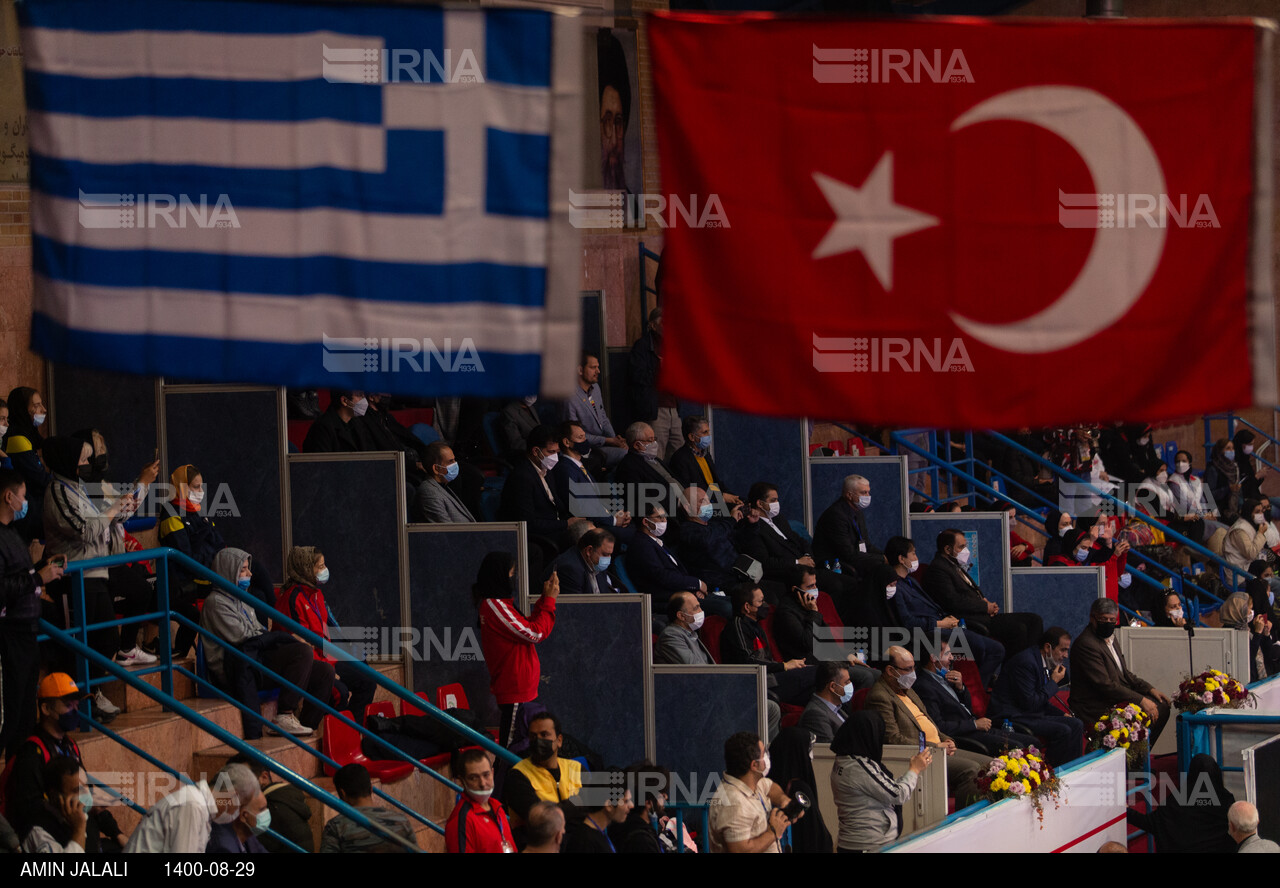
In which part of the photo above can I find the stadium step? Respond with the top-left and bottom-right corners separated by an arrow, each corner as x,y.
95,652 -> 197,715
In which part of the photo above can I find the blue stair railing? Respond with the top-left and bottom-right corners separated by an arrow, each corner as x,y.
1204,412 -> 1280,474
639,242 -> 661,321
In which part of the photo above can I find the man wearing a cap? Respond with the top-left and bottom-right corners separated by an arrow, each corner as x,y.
0,466 -> 65,757
4,672 -> 123,847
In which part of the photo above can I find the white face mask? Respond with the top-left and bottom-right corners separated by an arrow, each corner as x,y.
885,585 -> 897,600
1138,436 -> 1150,446
539,452 -> 559,472
32,413 -> 46,427
189,488 -> 205,506
643,441 -> 660,460
1157,472 -> 1168,483
688,610 -> 705,631
1170,607 -> 1184,620
1060,524 -> 1073,537
351,397 -> 368,417
955,548 -> 970,566
1245,445 -> 1255,456
765,501 -> 780,519
857,494 -> 871,509
1176,461 -> 1190,473
1256,513 -> 1267,526
0,424 -> 7,437
838,682 -> 854,703
465,786 -> 494,802
754,752 -> 771,778
650,519 -> 667,538
909,558 -> 920,573
523,395 -> 538,406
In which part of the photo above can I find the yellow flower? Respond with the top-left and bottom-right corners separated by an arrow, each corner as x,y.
998,770 -> 1008,780
1205,680 -> 1218,691
1022,780 -> 1031,793
991,779 -> 1007,792
1029,771 -> 1041,785
1009,760 -> 1022,774
1109,729 -> 1121,739
1027,755 -> 1040,763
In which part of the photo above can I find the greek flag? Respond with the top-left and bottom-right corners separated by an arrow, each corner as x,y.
22,0 -> 582,397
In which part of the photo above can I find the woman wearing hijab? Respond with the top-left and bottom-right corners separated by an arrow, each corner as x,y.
1042,509 -> 1075,562
1219,592 -> 1280,681
830,711 -> 931,853
1126,753 -> 1236,853
276,545 -> 376,725
1224,499 -> 1270,572
1052,524 -> 1130,605
1166,450 -> 1226,545
767,727 -> 832,853
1150,591 -> 1187,628
1232,429 -> 1266,502
42,436 -> 142,719
1203,438 -> 1243,525
1246,560 -> 1280,643
4,386 -> 49,542
474,552 -> 559,747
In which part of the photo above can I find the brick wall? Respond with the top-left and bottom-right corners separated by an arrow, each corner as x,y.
0,183 -> 41,397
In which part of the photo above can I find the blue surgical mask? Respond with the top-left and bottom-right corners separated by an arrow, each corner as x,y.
698,435 -> 712,451
1224,449 -> 1236,460
236,576 -> 252,590
1075,548 -> 1090,563
595,555 -> 612,573
839,682 -> 853,704
14,498 -> 27,521
1119,572 -> 1132,589
936,665 -> 948,678
316,568 -> 330,584
698,502 -> 714,521
439,462 -> 460,483
77,788 -> 94,811
248,807 -> 272,836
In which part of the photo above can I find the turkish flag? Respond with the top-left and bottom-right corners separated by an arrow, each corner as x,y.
650,14 -> 1276,427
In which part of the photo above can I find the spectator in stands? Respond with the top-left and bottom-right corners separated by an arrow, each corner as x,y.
446,748 -> 514,853
774,566 -> 875,687
615,422 -> 686,520
1100,423 -> 1163,485
627,503 -> 707,606
3,386 -> 49,541
321,763 -> 418,852
359,393 -> 430,486
124,764 -> 231,852
498,425 -> 591,563
1225,499 -> 1271,572
201,547 -> 332,739
228,754 -> 313,853
768,726 -> 832,853
161,463 -> 274,654
610,761 -> 679,853
1072,598 -> 1171,745
1004,505 -> 1034,567
545,527 -> 623,595
302,390 -> 374,453
1042,508 -> 1076,563
1219,592 -> 1280,681
521,801 -> 565,854
915,641 -> 1037,756
829,711 -> 931,853
924,528 -> 1043,656
798,661 -> 853,743
1168,449 -> 1227,545
1232,429 -> 1267,502
1151,591 -> 1187,628
720,582 -> 815,707
1229,800 -> 1280,853
628,308 -> 683,461
1204,438 -> 1243,524
550,420 -> 622,527
0,467 -> 64,757
813,474 -> 887,579
43,435 -> 142,720
1125,753 -> 1236,853
205,763 -> 269,853
5,673 -> 122,846
411,441 -> 476,523
707,731 -> 799,853
503,712 -> 583,823
883,536 -> 1004,690
565,353 -> 627,468
865,646 -> 992,806
277,546 -> 375,723
678,487 -> 749,617
667,415 -> 740,507
988,627 -> 1085,766
655,591 -> 712,664
19,757 -> 94,853
562,767 -> 633,853
474,552 -> 558,747
500,396 -> 542,460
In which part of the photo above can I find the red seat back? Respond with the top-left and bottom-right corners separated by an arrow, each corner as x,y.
759,614 -> 784,662
815,592 -> 844,646
702,615 -> 727,664
322,711 -> 359,776
851,688 -> 869,711
400,691 -> 432,717
365,701 -> 396,721
436,683 -> 469,711
954,658 -> 988,718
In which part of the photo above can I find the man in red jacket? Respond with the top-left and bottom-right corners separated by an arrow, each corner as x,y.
446,749 -> 514,853
477,558 -> 559,747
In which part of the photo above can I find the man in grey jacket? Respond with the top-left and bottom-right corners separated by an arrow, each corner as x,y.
200,548 -> 332,739
411,442 -> 476,523
655,592 -> 712,665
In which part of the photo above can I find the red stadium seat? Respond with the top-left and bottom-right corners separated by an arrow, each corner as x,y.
846,437 -> 865,456
436,683 -> 469,711
851,688 -> 869,711
826,440 -> 844,456
399,691 -> 433,717
322,710 -> 413,783
701,615 -> 727,664
780,705 -> 804,728
954,658 -> 987,718
759,614 -> 785,662
364,701 -> 396,721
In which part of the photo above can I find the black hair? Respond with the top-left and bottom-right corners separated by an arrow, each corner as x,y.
529,711 -> 562,737
558,420 -> 584,443
746,482 -> 777,508
0,467 -> 24,498
579,351 -> 599,369
937,528 -> 964,555
424,440 -> 453,467
526,424 -> 559,453
724,732 -> 763,778
329,390 -> 354,409
1040,626 -> 1071,649
623,759 -> 670,808
682,415 -> 707,439
471,551 -> 516,608
578,528 -> 615,551
814,660 -> 849,692
884,536 -> 914,565
44,755 -> 81,796
333,763 -> 372,799
666,591 -> 693,623
457,748 -> 489,776
596,29 -> 631,128
792,564 -> 816,588
729,581 -> 762,615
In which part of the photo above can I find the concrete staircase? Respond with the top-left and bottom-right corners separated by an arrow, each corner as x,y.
75,658 -> 452,852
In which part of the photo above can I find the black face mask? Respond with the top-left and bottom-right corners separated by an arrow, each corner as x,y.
1094,621 -> 1116,639
754,603 -> 771,621
529,737 -> 556,763
77,465 -> 95,483
81,454 -> 109,484
55,707 -> 80,732
573,440 -> 591,456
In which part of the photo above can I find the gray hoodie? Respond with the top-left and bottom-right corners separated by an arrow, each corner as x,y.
199,548 -> 259,684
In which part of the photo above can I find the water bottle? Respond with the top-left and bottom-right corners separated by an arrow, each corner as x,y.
856,649 -> 867,663
833,560 -> 843,575
1002,719 -> 1013,736
712,587 -> 725,597
824,561 -> 831,571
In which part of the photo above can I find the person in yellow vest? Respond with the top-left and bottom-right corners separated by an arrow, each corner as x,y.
502,712 -> 582,828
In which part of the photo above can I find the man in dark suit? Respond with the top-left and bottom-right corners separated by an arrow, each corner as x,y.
989,627 -> 1085,766
626,505 -> 708,611
411,442 -> 476,523
549,420 -> 629,533
1071,599 -> 1171,745
544,528 -> 623,595
303,390 -> 375,453
614,422 -> 685,521
738,482 -> 858,617
915,642 -> 1037,757
923,528 -> 1042,656
497,425 -> 592,567
667,415 -> 741,508
812,474 -> 887,579
797,661 -> 851,743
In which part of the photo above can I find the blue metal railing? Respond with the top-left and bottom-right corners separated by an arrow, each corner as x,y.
639,242 -> 660,322
1204,412 -> 1280,475
1175,696 -> 1280,773
40,618 -> 421,852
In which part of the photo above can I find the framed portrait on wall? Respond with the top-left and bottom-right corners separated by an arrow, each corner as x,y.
579,22 -> 643,229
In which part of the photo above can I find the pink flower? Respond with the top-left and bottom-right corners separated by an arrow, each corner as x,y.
1010,782 -> 1026,796
1103,735 -> 1117,749
1202,692 -> 1214,704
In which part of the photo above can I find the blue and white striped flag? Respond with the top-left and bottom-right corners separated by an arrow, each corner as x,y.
22,0 -> 582,397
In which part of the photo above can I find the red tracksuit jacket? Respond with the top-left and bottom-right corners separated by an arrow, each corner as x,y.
478,595 -> 555,705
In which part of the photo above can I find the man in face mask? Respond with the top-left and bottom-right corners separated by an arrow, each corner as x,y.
719,583 -> 815,707
914,643 -> 1038,757
814,474 -> 886,578
1070,598 -> 1171,745
614,421 -> 686,521
798,661 -> 854,743
989,628 -> 1086,766
207,762 -> 270,853
503,713 -> 584,827
446,749 -> 514,853
546,527 -> 622,596
627,505 -> 709,624
865,646 -> 992,807
19,756 -> 92,853
655,592 -> 714,665
302,389 -> 375,454
411,441 -> 476,524
708,732 -> 799,853
498,426 -> 591,561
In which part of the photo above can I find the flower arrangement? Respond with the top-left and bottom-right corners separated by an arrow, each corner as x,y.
1174,669 -> 1251,714
1087,702 -> 1150,767
976,747 -> 1061,822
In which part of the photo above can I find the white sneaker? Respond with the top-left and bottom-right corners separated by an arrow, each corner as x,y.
93,689 -> 121,716
114,647 -> 158,666
269,713 -> 313,737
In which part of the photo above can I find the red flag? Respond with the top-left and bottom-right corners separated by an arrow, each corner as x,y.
650,14 -> 1275,427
